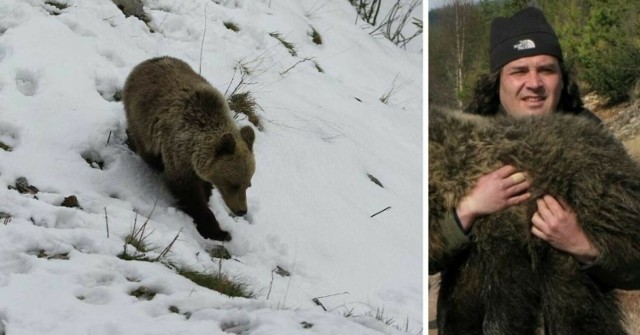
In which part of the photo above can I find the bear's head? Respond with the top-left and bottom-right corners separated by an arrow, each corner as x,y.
194,126 -> 256,216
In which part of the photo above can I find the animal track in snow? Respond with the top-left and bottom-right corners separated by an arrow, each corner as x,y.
75,287 -> 113,305
60,16 -> 97,38
0,122 -> 20,151
81,150 -> 105,170
98,47 -> 126,68
95,74 -> 122,102
15,69 -> 39,96
0,43 -> 10,63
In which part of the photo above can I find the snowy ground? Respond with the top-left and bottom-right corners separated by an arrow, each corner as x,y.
0,0 -> 423,334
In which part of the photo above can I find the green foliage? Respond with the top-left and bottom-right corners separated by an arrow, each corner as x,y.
428,1 -> 485,108
574,1 -> 640,104
429,0 -> 640,107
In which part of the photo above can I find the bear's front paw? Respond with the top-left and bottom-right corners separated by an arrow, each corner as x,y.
212,229 -> 231,242
198,226 -> 232,241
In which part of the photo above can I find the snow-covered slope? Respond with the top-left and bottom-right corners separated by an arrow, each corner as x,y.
0,0 -> 423,334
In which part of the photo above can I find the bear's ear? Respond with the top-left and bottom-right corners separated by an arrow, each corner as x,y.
240,126 -> 255,152
216,133 -> 236,156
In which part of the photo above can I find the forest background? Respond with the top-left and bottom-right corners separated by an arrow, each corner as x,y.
428,0 -> 640,109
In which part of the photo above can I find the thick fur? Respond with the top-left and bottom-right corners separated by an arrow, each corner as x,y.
429,108 -> 640,334
123,56 -> 256,241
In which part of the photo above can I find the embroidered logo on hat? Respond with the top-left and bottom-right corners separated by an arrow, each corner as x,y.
513,39 -> 536,51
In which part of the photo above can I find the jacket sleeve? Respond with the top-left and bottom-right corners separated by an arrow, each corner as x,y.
428,209 -> 471,275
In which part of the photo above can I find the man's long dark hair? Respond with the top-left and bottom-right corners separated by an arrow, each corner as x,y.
464,61 -> 586,116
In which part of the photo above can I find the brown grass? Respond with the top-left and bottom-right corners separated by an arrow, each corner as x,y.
229,92 -> 262,130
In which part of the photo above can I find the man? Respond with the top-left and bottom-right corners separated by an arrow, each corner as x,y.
429,6 -> 640,335
430,6 -> 640,290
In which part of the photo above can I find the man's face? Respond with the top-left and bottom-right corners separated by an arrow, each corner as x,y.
499,55 -> 563,117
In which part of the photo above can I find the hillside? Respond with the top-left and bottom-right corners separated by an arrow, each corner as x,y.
0,0 -> 423,334
586,94 -> 640,161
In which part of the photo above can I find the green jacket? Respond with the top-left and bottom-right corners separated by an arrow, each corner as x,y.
428,210 -> 640,290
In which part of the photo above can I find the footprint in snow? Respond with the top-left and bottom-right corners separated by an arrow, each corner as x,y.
95,75 -> 123,102
0,43 -> 10,63
0,122 -> 20,151
15,69 -> 39,96
98,47 -> 126,68
75,287 -> 113,305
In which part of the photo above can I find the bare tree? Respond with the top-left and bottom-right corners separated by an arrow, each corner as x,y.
454,0 -> 465,108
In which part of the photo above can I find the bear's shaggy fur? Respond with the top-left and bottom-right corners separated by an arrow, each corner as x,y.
429,108 -> 640,334
123,56 -> 256,241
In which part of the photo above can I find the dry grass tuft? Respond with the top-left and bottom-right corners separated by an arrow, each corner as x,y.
223,21 -> 240,32
0,141 -> 12,152
177,268 -> 254,298
229,92 -> 262,130
130,286 -> 157,300
44,0 -> 69,15
269,32 -> 297,56
309,26 -> 323,45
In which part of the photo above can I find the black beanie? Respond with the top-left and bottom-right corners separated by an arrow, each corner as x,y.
489,7 -> 563,72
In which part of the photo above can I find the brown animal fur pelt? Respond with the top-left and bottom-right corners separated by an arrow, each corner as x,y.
429,108 -> 640,334
123,56 -> 256,241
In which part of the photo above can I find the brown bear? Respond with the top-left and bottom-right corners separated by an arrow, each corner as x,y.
429,108 -> 640,334
123,56 -> 256,241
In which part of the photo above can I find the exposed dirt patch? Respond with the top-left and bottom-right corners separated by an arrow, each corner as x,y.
9,177 -> 39,195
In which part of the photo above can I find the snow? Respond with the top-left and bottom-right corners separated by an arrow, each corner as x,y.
0,0 -> 422,334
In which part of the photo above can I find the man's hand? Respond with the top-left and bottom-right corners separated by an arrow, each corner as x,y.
456,165 -> 531,231
531,195 -> 599,263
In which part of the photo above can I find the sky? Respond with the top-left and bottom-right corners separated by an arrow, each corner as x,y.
428,0 -> 447,10
0,0 -> 422,334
